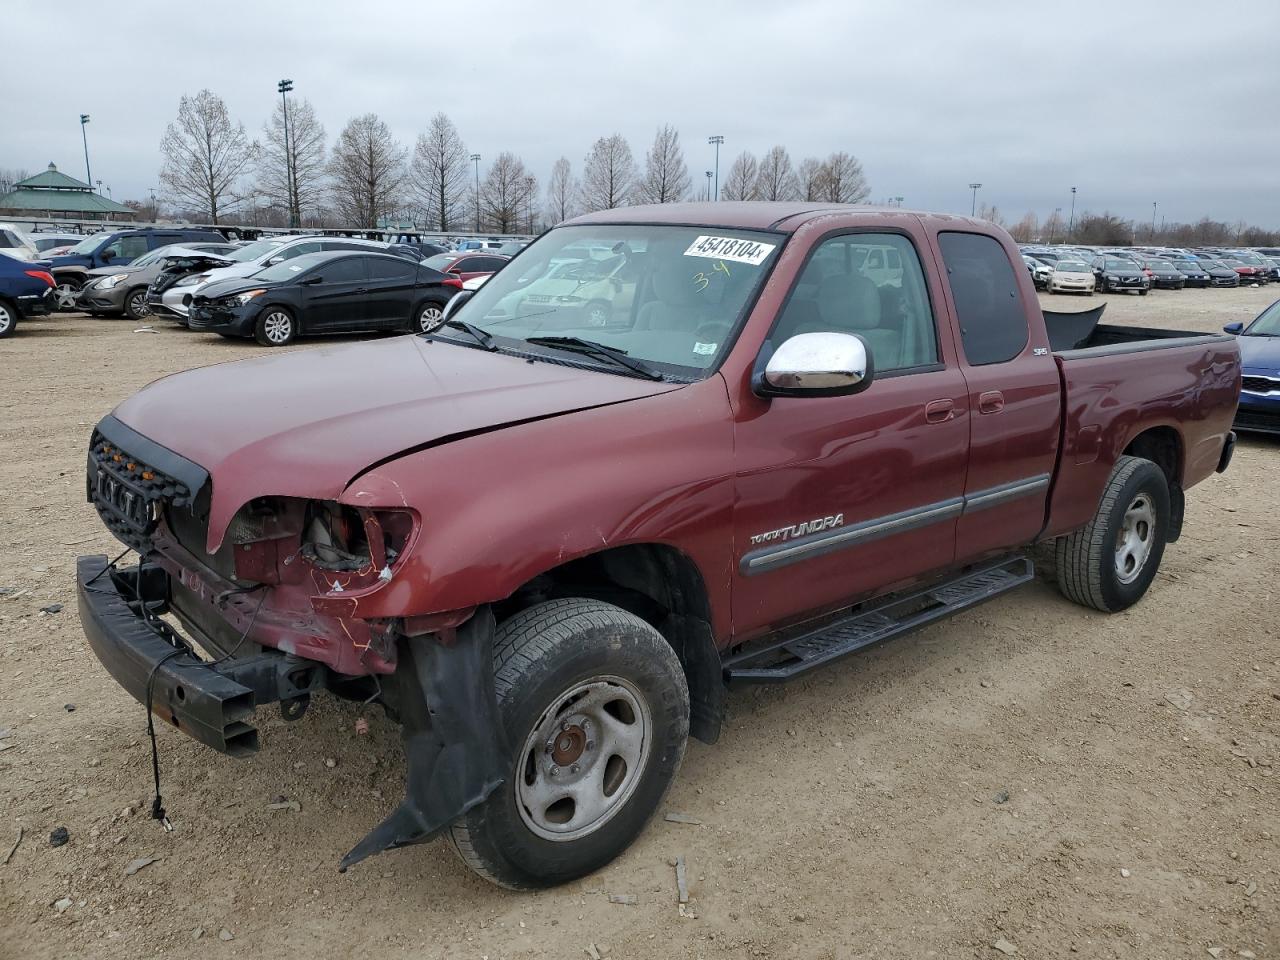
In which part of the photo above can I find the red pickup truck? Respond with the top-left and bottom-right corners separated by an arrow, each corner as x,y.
76,202 -> 1240,889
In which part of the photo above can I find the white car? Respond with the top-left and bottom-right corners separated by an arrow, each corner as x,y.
0,223 -> 38,261
155,235 -> 390,319
1048,260 -> 1096,295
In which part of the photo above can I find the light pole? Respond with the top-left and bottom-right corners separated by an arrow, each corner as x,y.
708,135 -> 724,200
470,154 -> 481,231
1050,208 -> 1062,244
705,170 -> 712,201
79,114 -> 92,187
1151,201 -> 1158,239
968,182 -> 982,216
1068,186 -> 1077,240
96,179 -> 103,196
277,80 -> 295,228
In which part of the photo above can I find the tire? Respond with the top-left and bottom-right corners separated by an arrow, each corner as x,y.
1139,288 -> 1149,296
123,287 -> 150,321
449,598 -> 690,890
0,299 -> 17,338
584,300 -> 611,327
415,299 -> 447,333
1054,455 -> 1170,613
254,307 -> 296,346
52,277 -> 82,311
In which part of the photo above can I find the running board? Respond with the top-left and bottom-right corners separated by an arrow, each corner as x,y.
722,556 -> 1034,684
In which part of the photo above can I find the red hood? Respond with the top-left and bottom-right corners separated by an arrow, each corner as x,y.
111,336 -> 681,550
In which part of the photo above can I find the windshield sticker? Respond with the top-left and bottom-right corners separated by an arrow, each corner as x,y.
693,341 -> 718,356
684,235 -> 776,266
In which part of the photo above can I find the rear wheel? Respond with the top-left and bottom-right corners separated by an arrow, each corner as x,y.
52,278 -> 81,311
1139,288 -> 1149,296
1055,455 -> 1170,613
123,288 -> 150,321
254,307 -> 296,346
415,299 -> 447,333
448,598 -> 689,889
0,299 -> 17,338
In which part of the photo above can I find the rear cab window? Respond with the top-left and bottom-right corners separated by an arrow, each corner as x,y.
937,232 -> 1028,366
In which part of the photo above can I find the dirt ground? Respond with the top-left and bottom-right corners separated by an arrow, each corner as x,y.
1,286 -> 1277,960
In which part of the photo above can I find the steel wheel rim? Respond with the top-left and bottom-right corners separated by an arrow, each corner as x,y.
128,291 -> 149,317
419,304 -> 444,332
1115,493 -> 1155,584
0,304 -> 11,333
263,311 -> 292,344
587,304 -> 609,326
515,675 -> 651,842
54,283 -> 78,308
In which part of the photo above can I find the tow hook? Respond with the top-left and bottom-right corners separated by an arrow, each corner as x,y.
280,694 -> 310,722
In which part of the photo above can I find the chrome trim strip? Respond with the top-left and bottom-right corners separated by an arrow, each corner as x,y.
740,473 -> 1052,576
961,473 -> 1051,514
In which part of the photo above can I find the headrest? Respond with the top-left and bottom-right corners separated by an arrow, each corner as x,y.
817,273 -> 881,330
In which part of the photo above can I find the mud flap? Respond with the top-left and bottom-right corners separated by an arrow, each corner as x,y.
339,608 -> 508,870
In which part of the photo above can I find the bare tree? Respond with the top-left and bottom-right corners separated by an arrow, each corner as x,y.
635,125 -> 691,204
720,151 -> 759,201
580,134 -> 636,211
407,113 -> 470,231
0,168 -> 30,194
818,151 -> 869,204
1009,211 -> 1039,243
976,202 -> 1006,228
545,157 -> 578,225
1042,209 -> 1066,244
159,89 -> 254,223
328,113 -> 406,227
480,152 -> 536,232
754,145 -> 799,201
796,157 -> 825,201
255,97 -> 326,228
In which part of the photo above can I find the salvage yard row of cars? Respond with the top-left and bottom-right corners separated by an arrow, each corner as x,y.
1019,242 -> 1280,296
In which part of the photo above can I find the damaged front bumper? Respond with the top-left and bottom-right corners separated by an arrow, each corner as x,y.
76,553 -> 509,869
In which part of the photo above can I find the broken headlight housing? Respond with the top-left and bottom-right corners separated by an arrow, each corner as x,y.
301,501 -> 417,581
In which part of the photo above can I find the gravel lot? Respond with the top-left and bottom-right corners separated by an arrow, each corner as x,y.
1,287 -> 1277,960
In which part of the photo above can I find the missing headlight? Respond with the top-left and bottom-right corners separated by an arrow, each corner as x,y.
301,501 -> 414,574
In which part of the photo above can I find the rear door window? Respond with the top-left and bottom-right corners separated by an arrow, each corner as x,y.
937,232 -> 1028,366
368,256 -> 415,280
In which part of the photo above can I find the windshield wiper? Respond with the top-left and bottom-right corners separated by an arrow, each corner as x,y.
437,319 -> 497,350
523,336 -> 665,380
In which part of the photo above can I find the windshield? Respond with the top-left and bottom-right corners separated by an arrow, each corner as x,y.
253,253 -> 328,282
68,234 -> 108,255
1247,301 -> 1280,336
227,238 -> 288,262
423,253 -> 459,271
1056,261 -> 1088,272
1103,259 -> 1136,269
452,224 -> 783,376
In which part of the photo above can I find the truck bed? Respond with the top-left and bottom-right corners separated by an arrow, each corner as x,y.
1044,306 -> 1230,356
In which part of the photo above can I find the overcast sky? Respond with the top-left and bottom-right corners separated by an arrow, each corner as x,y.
6,0 -> 1279,227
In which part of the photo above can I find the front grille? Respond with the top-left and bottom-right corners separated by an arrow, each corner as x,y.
89,432 -> 197,551
1234,408 -> 1280,434
1242,376 -> 1280,395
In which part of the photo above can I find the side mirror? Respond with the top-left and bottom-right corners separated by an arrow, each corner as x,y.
442,289 -> 474,323
100,249 -> 114,262
447,266 -> 463,274
1223,321 -> 1244,335
754,332 -> 873,398
267,255 -> 284,265
300,275 -> 324,286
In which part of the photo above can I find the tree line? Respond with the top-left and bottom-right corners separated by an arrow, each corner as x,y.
148,90 -> 872,232
994,206 -> 1280,248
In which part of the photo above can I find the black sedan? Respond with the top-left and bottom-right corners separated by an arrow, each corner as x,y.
1092,257 -> 1151,294
1143,259 -> 1186,290
187,251 -> 463,346
1196,259 -> 1241,288
1172,261 -> 1212,287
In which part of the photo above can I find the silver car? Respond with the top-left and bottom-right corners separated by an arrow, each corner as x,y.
77,243 -> 236,319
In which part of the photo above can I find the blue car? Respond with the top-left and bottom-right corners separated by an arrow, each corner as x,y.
1225,299 -> 1280,435
0,252 -> 56,338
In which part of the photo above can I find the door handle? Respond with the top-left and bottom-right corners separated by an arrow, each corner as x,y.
354,287 -> 368,294
924,399 -> 955,423
979,391 -> 1005,415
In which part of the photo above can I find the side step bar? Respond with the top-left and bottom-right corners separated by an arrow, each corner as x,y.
722,556 -> 1034,684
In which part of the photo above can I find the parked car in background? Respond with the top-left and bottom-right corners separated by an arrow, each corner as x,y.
77,243 -> 237,319
1092,257 -> 1150,294
0,223 -> 38,261
49,227 -> 225,309
494,240 -> 530,257
0,251 -> 55,337
1220,257 -> 1268,285
422,251 -> 510,282
30,233 -> 85,254
1230,252 -> 1275,283
1022,255 -> 1051,290
1196,259 -> 1242,287
1224,299 -> 1280,435
1144,259 -> 1186,290
188,250 -> 463,344
1264,257 -> 1280,282
1173,261 -> 1212,287
1047,259 -> 1095,295
455,239 -> 507,252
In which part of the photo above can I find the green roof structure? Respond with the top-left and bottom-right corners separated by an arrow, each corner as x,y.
0,163 -> 136,219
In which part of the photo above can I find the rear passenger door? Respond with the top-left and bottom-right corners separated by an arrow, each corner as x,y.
934,231 -> 1061,561
364,255 -> 418,327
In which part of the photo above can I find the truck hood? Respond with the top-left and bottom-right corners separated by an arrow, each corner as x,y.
1237,334 -> 1280,373
110,335 -> 682,551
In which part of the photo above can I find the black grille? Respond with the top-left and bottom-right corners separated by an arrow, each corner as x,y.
1242,376 -> 1280,395
1234,409 -> 1280,435
88,431 -> 195,551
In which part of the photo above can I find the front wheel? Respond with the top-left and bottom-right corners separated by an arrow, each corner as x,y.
52,278 -> 81,311
1139,288 -> 1149,296
0,299 -> 17,338
124,288 -> 150,321
254,307 -> 297,346
1055,455 -> 1170,613
449,598 -> 690,889
584,300 -> 611,326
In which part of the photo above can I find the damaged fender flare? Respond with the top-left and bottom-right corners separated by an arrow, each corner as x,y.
339,607 -> 509,870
